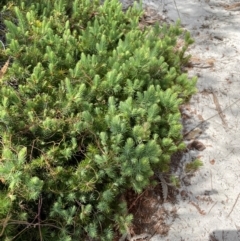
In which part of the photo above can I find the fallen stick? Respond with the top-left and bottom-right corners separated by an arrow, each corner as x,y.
227,193 -> 240,218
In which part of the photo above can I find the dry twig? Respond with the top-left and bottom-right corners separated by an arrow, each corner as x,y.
227,193 -> 240,218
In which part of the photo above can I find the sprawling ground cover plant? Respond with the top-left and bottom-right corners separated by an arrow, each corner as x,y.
0,0 -> 196,240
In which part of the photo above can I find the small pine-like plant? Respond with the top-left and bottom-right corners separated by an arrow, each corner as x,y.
0,0 -> 197,240
185,159 -> 203,173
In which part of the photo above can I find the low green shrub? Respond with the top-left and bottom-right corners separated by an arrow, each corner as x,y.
0,0 -> 197,240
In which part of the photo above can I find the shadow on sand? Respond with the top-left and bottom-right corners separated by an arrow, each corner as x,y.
209,230 -> 240,241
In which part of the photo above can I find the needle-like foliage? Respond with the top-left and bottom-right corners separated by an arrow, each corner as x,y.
0,0 -> 196,240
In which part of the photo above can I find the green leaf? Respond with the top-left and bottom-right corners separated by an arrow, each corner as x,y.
17,147 -> 27,164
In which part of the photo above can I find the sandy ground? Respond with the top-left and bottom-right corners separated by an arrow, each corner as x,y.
120,0 -> 240,240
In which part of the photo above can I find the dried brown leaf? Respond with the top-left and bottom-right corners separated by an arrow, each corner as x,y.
0,58 -> 10,80
209,159 -> 215,165
187,140 -> 206,151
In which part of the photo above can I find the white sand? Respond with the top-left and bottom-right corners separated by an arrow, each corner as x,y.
148,1 -> 240,240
